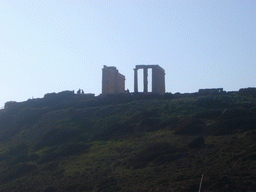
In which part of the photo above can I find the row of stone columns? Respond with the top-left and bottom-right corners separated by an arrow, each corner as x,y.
134,66 -> 147,93
134,65 -> 165,95
134,67 -> 149,93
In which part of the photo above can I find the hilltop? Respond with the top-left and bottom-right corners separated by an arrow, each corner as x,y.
0,89 -> 256,191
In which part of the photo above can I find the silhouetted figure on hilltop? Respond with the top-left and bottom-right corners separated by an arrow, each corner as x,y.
77,89 -> 85,95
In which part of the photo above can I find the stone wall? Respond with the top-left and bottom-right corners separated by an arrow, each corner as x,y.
102,65 -> 125,95
152,65 -> 165,95
198,88 -> 224,94
117,73 -> 125,94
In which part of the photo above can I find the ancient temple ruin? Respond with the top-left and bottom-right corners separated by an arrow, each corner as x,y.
134,65 -> 165,95
102,65 -> 125,95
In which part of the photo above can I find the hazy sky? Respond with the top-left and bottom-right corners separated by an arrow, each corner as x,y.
1,0 -> 256,108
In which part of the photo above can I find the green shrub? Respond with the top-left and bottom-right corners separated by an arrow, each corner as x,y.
37,152 -> 60,165
0,154 -> 7,162
15,107 -> 44,126
163,92 -> 173,99
40,129 -> 83,147
153,153 -> 185,165
140,109 -> 160,118
206,118 -> 256,136
195,97 -> 228,108
0,110 -> 15,130
161,117 -> 179,128
43,186 -> 58,192
188,136 -> 205,149
10,153 -> 39,165
7,143 -> 28,156
193,110 -> 222,119
139,118 -> 160,127
92,122 -> 135,141
41,161 -> 59,171
175,119 -> 206,135
3,163 -> 37,182
59,143 -> 90,157
96,176 -> 120,192
126,142 -> 179,169
221,108 -> 252,119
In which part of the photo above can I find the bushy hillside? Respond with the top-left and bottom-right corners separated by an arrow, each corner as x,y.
0,92 -> 255,191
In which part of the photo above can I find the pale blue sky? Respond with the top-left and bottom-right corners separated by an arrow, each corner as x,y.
1,0 -> 256,108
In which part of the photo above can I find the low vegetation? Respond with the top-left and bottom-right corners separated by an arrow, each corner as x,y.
0,91 -> 255,191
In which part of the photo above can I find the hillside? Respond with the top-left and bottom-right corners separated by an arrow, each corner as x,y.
0,91 -> 256,191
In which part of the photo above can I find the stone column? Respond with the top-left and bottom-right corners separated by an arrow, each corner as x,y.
114,70 -> 118,94
152,67 -> 156,94
134,68 -> 138,93
102,66 -> 107,95
143,67 -> 148,93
